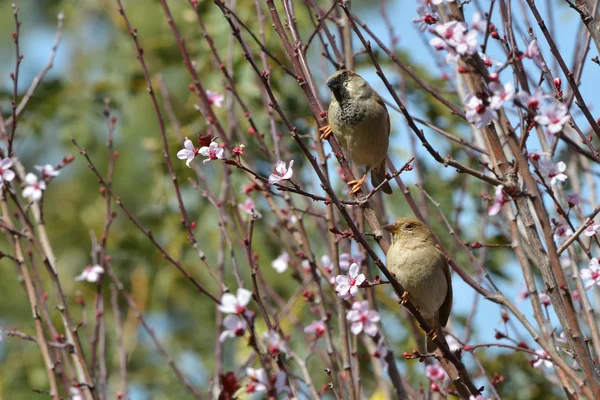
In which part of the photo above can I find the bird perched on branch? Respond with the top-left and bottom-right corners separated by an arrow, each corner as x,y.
384,217 -> 453,352
320,69 -> 393,195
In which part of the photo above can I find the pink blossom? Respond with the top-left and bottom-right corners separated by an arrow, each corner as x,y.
239,198 -> 262,218
75,265 -> 104,283
515,286 -> 529,306
335,263 -> 365,299
69,387 -> 84,400
245,368 -> 268,394
552,218 -> 573,245
199,141 -> 224,164
465,94 -> 497,129
206,90 -> 224,108
304,320 -> 326,338
584,221 -> 600,237
271,252 -> 290,273
488,185 -> 508,216
556,331 -> 568,344
469,395 -> 492,400
479,52 -> 502,68
373,336 -> 389,370
581,258 -> 600,290
268,160 -> 294,185
219,315 -> 247,342
445,23 -> 478,56
539,292 -> 551,306
232,144 -> 245,156
413,5 -> 439,32
524,39 -> 546,70
430,0 -> 455,4
176,137 -> 198,167
218,288 -> 252,315
430,22 -> 478,63
339,252 -> 364,271
35,164 -> 60,178
425,364 -> 446,381
517,87 -> 548,110
321,255 -> 333,275
301,259 -> 311,273
535,153 -> 567,186
534,102 -> 571,135
22,173 -> 46,202
471,12 -> 488,33
528,150 -> 545,163
489,82 -> 515,110
532,350 -> 553,368
346,301 -> 380,336
0,157 -> 15,189
566,193 -> 580,211
263,330 -> 288,356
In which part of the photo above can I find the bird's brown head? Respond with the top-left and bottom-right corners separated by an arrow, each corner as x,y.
383,217 -> 435,244
326,69 -> 370,102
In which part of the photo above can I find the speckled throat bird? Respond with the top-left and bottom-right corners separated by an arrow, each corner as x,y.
320,69 -> 393,195
384,217 -> 453,352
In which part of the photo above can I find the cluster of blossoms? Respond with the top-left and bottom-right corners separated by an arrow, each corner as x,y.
529,151 -> 568,187
429,21 -> 479,64
217,288 -> 253,342
272,252 -> 364,283
177,137 -> 224,167
0,157 -> 61,203
416,7 -> 570,135
532,350 -> 553,369
245,368 -> 290,395
464,82 -> 515,129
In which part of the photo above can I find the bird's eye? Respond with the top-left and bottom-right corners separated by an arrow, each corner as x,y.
404,223 -> 414,231
341,71 -> 348,78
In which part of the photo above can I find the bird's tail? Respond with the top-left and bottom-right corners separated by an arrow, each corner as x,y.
371,159 -> 392,194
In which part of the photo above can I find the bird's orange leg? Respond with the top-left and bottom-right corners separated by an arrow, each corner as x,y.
400,291 -> 410,306
319,125 -> 333,141
347,174 -> 367,195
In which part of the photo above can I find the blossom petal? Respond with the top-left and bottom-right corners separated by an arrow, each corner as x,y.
236,288 -> 253,306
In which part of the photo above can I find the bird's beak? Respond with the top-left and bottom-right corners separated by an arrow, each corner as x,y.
326,76 -> 340,91
382,224 -> 396,233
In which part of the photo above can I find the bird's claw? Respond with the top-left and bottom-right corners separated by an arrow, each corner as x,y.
347,174 -> 367,195
400,291 -> 410,305
319,125 -> 333,141
428,330 -> 439,342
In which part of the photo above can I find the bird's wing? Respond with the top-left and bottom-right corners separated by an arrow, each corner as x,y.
438,253 -> 453,327
373,91 -> 391,137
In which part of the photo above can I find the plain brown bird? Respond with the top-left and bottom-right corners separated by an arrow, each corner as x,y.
320,69 -> 393,195
384,217 -> 453,352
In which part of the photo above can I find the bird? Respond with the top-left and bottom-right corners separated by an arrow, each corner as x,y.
383,217 -> 453,352
320,69 -> 393,195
